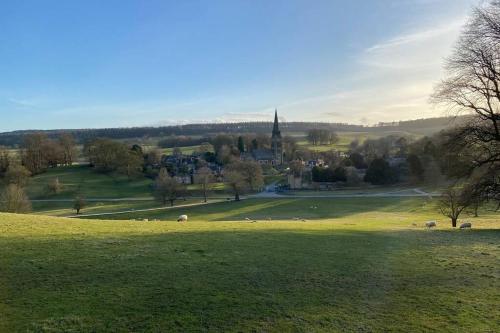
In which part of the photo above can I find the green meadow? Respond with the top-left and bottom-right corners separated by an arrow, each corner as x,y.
296,131 -> 418,152
1,197 -> 498,332
81,197 -> 440,221
25,165 -> 154,200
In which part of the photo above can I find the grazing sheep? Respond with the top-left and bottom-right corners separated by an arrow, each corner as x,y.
425,221 -> 437,228
293,217 -> 300,221
143,219 -> 149,222
177,215 -> 188,222
245,217 -> 251,221
460,222 -> 472,229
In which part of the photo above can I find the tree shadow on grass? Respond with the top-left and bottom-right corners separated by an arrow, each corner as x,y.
1,228 -> 498,332
90,197 -> 433,222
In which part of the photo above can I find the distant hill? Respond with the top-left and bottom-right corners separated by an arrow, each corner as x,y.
0,116 -> 467,147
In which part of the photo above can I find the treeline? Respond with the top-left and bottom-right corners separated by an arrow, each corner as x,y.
306,129 -> 339,146
0,123 -> 359,146
0,116 -> 463,147
375,116 -> 468,130
84,139 -> 144,179
0,132 -> 78,213
292,132 -> 463,187
3,133 -> 77,175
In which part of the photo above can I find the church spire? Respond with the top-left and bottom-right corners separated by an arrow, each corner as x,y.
272,109 -> 280,136
271,109 -> 283,165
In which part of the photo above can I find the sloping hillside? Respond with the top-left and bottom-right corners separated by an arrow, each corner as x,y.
0,211 -> 498,332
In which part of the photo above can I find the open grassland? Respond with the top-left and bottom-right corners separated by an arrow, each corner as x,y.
296,131 -> 418,152
0,203 -> 498,332
79,197 -> 470,223
20,165 -> 230,203
24,165 -> 154,200
30,198 -> 214,218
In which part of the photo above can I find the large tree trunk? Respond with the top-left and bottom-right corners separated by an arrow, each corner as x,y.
235,192 -> 240,201
452,217 -> 457,228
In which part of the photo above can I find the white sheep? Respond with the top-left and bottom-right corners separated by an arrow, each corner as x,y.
460,222 -> 472,229
425,221 -> 437,228
177,215 -> 188,222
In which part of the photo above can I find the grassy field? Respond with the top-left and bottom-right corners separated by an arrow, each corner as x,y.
296,131 -> 418,152
23,165 -> 154,200
79,197 -> 446,222
30,198 -> 213,217
0,200 -> 498,332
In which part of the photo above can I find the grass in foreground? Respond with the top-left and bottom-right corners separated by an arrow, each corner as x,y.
0,203 -> 499,332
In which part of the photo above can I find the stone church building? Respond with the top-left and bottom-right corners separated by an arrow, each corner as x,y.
249,110 -> 284,166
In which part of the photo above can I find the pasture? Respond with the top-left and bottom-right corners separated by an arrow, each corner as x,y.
25,165 -> 153,200
0,198 -> 498,332
80,197 -> 451,222
296,131 -> 418,152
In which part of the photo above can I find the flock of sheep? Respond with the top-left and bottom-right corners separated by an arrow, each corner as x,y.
425,221 -> 472,229
147,215 -> 475,229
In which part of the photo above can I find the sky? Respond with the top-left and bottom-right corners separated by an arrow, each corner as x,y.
0,0 -> 479,131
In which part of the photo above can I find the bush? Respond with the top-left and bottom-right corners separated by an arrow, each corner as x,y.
0,184 -> 32,213
4,164 -> 31,187
47,177 -> 62,195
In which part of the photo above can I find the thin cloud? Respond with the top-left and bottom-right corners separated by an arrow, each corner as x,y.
365,20 -> 463,53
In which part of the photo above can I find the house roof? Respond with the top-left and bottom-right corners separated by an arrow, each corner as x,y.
252,149 -> 274,161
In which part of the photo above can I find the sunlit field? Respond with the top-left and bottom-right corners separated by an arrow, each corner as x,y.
1,199 -> 498,332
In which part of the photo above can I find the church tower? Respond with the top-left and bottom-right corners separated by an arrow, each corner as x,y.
271,109 -> 283,165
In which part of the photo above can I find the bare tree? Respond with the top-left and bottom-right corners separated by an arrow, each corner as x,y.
432,1 -> 500,204
43,139 -> 64,168
59,133 -> 77,166
154,168 -> 185,206
73,196 -> 86,214
288,160 -> 305,177
0,184 -> 32,213
194,167 -> 215,202
224,169 -> 247,201
0,148 -> 10,177
4,163 -> 31,187
117,150 -> 144,180
21,133 -> 49,174
283,136 -> 299,161
146,149 -> 162,167
439,185 -> 471,227
47,177 -> 62,195
239,161 -> 264,191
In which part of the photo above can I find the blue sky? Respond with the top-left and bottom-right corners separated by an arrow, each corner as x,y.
0,0 -> 477,131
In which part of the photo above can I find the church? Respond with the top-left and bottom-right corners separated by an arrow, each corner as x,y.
250,110 -> 284,165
